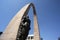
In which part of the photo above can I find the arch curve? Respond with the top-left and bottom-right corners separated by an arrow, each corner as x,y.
0,3 -> 40,40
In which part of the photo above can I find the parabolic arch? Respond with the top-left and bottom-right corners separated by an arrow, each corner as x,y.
0,3 -> 40,40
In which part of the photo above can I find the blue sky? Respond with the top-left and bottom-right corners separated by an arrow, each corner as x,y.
0,0 -> 60,40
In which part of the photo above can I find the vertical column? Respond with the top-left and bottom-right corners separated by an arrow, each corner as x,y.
34,15 -> 40,40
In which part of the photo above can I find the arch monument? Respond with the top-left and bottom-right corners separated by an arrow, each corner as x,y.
0,3 -> 40,40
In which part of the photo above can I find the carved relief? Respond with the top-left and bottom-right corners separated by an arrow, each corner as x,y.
16,16 -> 31,40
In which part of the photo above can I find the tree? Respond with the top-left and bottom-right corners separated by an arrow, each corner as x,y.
0,32 -> 3,35
58,37 -> 60,40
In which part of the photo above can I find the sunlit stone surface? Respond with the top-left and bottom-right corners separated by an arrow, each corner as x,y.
0,3 -> 40,40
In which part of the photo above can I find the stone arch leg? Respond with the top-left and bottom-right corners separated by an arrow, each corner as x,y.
0,3 -> 40,40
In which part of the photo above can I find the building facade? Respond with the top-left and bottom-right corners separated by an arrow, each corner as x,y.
26,35 -> 43,40
26,35 -> 34,40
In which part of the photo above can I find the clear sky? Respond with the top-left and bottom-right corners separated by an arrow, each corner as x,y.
0,0 -> 60,40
